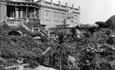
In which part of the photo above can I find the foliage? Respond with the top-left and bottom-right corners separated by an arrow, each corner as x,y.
76,27 -> 115,70
51,31 -> 72,70
0,18 -> 115,70
0,24 -> 43,66
47,25 -> 114,70
69,27 -> 78,41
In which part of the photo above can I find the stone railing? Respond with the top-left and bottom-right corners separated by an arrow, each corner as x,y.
5,18 -> 23,27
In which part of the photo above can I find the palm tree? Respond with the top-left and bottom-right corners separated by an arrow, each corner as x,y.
51,31 -> 71,70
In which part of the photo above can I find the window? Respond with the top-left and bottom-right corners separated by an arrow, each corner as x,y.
44,10 -> 50,20
73,15 -> 78,22
61,13 -> 65,22
61,13 -> 65,18
53,11 -> 58,22
53,12 -> 58,18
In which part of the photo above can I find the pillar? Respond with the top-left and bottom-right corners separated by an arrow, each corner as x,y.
34,8 -> 37,18
20,10 -> 23,18
0,3 -> 7,20
39,7 -> 45,25
26,7 -> 28,18
16,7 -> 19,18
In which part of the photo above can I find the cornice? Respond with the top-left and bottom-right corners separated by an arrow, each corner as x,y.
6,1 -> 39,8
40,5 -> 68,12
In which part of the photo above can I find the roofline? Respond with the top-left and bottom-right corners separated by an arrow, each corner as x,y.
7,1 -> 37,4
35,0 -> 80,10
39,5 -> 68,11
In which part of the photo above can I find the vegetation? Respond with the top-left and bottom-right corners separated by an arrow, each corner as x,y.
0,24 -> 42,67
0,16 -> 115,70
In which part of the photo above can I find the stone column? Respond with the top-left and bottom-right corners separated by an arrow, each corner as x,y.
34,8 -> 37,18
26,7 -> 28,18
20,10 -> 23,18
0,3 -> 7,20
16,7 -> 19,18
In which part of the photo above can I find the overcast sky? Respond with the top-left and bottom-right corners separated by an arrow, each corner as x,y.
35,0 -> 115,24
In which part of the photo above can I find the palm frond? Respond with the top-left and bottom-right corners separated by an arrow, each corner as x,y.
56,31 -> 67,44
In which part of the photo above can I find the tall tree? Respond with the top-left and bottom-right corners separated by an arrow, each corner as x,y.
51,31 -> 71,70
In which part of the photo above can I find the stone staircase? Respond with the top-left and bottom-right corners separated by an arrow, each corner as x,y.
43,57 -> 50,66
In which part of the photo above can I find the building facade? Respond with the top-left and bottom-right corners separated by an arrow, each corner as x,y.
0,0 -> 42,34
0,0 -> 80,29
36,0 -> 80,28
0,0 -> 38,20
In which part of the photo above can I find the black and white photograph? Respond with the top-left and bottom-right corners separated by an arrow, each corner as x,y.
0,0 -> 115,70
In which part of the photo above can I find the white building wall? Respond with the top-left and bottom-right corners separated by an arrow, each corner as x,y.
0,3 -> 6,20
37,0 -> 80,29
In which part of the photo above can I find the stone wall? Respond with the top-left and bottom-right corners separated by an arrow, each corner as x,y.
37,0 -> 80,29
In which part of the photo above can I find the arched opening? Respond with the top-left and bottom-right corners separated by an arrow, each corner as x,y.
8,31 -> 22,36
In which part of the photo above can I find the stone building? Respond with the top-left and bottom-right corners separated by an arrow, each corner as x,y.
0,0 -> 80,29
0,0 -> 46,44
36,0 -> 80,28
0,0 -> 38,20
0,0 -> 42,33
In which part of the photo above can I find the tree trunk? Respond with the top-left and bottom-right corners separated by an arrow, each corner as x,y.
60,56 -> 62,70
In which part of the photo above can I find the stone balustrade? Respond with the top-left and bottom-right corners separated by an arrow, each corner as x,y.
5,18 -> 23,27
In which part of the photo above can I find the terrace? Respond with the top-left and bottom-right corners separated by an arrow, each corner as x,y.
6,1 -> 39,19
